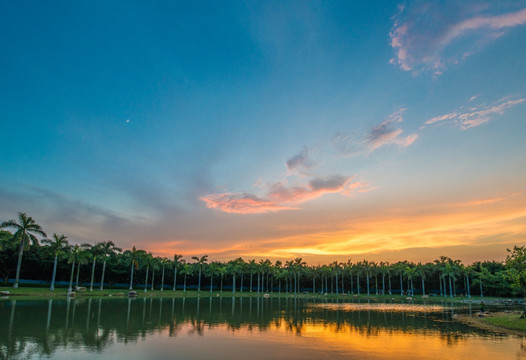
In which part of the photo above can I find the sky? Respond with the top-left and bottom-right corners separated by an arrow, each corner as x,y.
1,1 -> 526,265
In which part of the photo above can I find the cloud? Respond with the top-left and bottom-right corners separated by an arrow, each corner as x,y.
425,97 -> 526,129
200,192 -> 296,214
286,146 -> 316,174
365,109 -> 418,151
390,3 -> 526,75
201,175 -> 367,214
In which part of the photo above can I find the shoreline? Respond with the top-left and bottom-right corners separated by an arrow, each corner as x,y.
454,312 -> 526,335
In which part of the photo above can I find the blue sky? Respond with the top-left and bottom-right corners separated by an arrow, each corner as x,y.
1,1 -> 526,263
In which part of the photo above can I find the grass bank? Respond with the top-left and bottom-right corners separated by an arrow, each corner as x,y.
454,311 -> 526,334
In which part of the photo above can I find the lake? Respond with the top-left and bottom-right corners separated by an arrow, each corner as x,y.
1,296 -> 524,359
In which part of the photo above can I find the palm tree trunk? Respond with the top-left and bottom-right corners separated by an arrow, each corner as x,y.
449,276 -> 453,298
161,266 -> 165,291
466,275 -> 471,298
250,271 -> 253,292
312,276 -> 315,294
421,277 -> 425,296
382,274 -> 385,295
90,258 -> 96,292
68,261 -> 76,292
439,275 -> 443,296
375,276 -> 378,295
173,268 -> 177,291
99,258 -> 107,291
50,255 -> 58,291
151,269 -> 155,291
399,273 -> 403,295
183,274 -> 187,292
366,274 -> 370,296
257,273 -> 260,294
232,272 -> 236,294
13,241 -> 25,289
129,263 -> 134,290
144,265 -> 149,293
335,273 -> 339,295
356,274 -> 360,295
479,276 -> 484,298
220,275 -> 223,293
210,274 -> 213,293
75,263 -> 81,286
241,273 -> 244,292
197,267 -> 201,291
388,274 -> 392,295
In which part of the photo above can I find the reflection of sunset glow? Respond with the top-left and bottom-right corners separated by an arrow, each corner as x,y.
310,303 -> 445,313
161,319 -> 522,360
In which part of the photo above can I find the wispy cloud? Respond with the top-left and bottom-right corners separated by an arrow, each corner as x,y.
425,97 -> 526,129
390,3 -> 526,75
201,176 -> 368,214
336,108 -> 418,155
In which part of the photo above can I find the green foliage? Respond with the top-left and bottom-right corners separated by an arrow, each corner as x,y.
505,246 -> 526,296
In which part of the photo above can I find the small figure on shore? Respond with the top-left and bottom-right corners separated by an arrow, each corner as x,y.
479,301 -> 485,317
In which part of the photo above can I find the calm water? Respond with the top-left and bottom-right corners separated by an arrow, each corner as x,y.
1,296 -> 525,360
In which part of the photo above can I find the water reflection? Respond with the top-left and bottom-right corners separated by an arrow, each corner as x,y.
0,297 -> 524,360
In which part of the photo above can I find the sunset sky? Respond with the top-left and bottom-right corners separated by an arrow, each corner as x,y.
1,1 -> 526,264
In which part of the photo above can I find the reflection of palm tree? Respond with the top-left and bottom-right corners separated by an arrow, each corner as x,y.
191,255 -> 208,291
1,212 -> 47,288
98,241 -> 121,291
42,234 -> 68,291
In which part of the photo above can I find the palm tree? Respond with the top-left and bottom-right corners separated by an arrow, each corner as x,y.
75,248 -> 90,287
82,242 -> 103,292
124,246 -> 145,290
248,259 -> 256,292
217,265 -> 227,293
67,245 -> 82,292
293,258 -> 306,294
228,258 -> 243,294
150,257 -> 160,290
1,212 -> 47,288
206,262 -> 219,293
142,253 -> 154,292
180,263 -> 194,292
404,265 -> 416,296
42,234 -> 69,291
191,255 -> 208,291
98,241 -> 122,291
361,260 -> 372,296
416,263 -> 427,296
159,258 -> 172,291
173,254 -> 183,291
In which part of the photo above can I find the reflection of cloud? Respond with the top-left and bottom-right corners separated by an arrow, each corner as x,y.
201,176 -> 369,214
425,97 -> 526,129
390,3 -> 526,75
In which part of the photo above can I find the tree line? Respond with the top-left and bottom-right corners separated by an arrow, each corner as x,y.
1,212 -> 525,297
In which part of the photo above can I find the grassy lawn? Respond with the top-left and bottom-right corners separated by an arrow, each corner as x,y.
0,286 -> 491,303
484,311 -> 526,332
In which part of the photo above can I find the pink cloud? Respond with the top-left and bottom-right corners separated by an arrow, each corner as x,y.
425,97 -> 526,130
390,5 -> 526,75
201,176 -> 369,214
